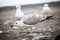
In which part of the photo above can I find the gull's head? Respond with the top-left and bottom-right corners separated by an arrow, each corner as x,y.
10,20 -> 24,28
16,4 -> 21,8
44,4 -> 49,7
14,21 -> 23,26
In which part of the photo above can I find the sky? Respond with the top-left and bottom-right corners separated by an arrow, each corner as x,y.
0,0 -> 60,7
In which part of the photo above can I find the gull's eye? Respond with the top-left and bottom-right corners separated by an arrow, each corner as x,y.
15,23 -> 17,24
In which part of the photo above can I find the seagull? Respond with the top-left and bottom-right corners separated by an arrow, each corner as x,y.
15,4 -> 24,20
41,4 -> 54,20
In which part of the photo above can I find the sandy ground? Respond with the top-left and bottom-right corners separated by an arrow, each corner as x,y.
0,6 -> 60,40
